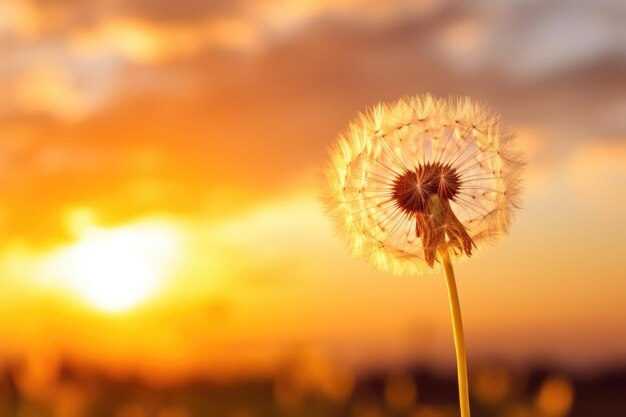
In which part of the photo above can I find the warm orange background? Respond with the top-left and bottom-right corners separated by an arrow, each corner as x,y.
0,0 -> 625,386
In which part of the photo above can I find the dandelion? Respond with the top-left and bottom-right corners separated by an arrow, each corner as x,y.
323,94 -> 524,417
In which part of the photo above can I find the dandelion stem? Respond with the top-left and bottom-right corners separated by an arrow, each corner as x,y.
442,248 -> 471,417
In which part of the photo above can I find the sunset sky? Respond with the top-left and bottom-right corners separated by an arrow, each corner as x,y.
0,0 -> 625,383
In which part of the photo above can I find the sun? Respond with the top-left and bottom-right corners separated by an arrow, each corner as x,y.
50,218 -> 181,313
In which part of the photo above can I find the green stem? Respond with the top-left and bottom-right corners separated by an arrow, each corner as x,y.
442,249 -> 471,417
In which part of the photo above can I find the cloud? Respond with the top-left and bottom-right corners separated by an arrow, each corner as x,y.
435,14 -> 490,71
435,0 -> 626,80
2,0 -> 624,125
566,139 -> 626,213
120,0 -> 239,24
496,3 -> 624,79
0,38 -> 122,120
68,16 -> 263,64
11,63 -> 94,119
0,0 -> 623,247
0,0 -> 41,38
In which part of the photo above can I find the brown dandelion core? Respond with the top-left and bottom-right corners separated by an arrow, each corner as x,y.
391,162 -> 473,266
392,163 -> 461,214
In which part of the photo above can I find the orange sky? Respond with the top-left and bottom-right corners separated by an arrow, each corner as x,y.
0,0 -> 625,381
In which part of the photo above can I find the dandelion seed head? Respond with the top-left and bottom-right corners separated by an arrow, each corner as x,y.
323,94 -> 524,275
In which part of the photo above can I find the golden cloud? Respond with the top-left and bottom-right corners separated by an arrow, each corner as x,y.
68,16 -> 262,63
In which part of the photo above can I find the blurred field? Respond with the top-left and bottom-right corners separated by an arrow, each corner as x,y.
0,357 -> 625,417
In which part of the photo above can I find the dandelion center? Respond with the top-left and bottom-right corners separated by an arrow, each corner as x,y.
392,163 -> 461,214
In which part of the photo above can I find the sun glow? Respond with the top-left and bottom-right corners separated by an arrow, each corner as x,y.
47,218 -> 182,313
